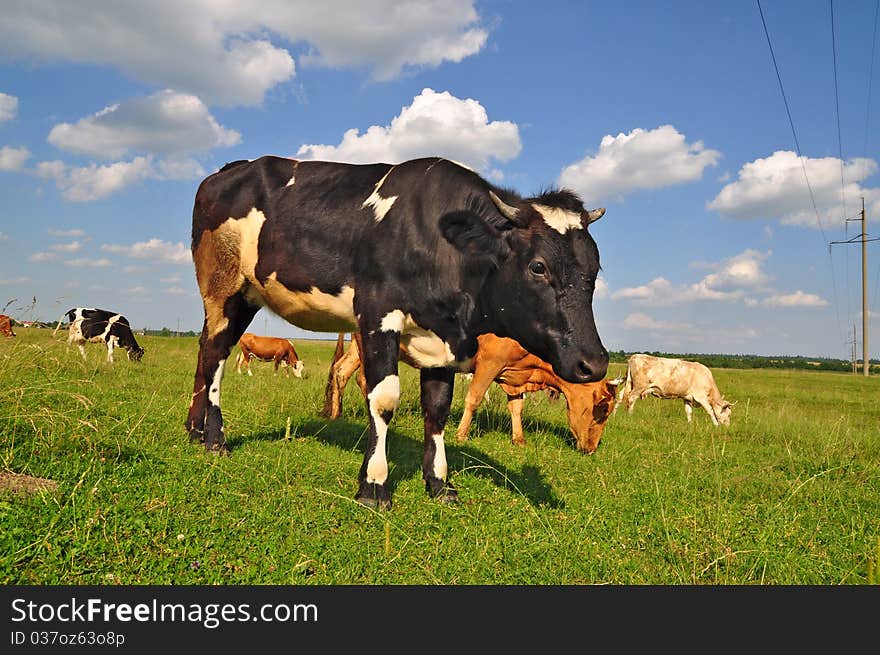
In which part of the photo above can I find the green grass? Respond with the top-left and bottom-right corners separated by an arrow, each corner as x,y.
1,329 -> 878,584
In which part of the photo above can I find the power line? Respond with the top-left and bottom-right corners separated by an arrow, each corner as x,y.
756,0 -> 849,351
756,0 -> 829,242
831,0 -> 855,345
863,0 -> 879,159
831,0 -> 847,224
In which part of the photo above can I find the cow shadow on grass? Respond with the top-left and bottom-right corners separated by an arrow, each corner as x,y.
453,406 -> 580,451
286,417 -> 563,509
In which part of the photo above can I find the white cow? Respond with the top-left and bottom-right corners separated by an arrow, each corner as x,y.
614,353 -> 733,425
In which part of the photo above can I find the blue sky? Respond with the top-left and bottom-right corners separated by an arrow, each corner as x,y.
1,0 -> 879,359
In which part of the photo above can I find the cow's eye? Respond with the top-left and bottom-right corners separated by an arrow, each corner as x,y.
528,260 -> 547,277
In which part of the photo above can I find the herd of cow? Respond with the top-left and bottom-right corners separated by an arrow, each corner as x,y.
8,155 -> 734,509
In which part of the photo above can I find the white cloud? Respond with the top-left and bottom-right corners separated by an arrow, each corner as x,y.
0,93 -> 18,122
28,251 -> 58,262
48,90 -> 240,159
48,228 -> 86,238
0,232 -> 7,241
0,276 -> 30,285
128,286 -> 148,295
594,276 -> 609,300
37,156 -> 203,201
559,125 -> 721,204
166,286 -> 186,295
49,240 -> 82,253
297,88 -> 520,172
621,312 -> 758,345
160,275 -> 180,284
753,290 -> 828,308
65,257 -> 112,267
0,145 -> 30,171
0,1 -> 487,106
708,150 -> 880,228
101,238 -> 190,264
622,312 -> 686,332
612,250 -> 772,306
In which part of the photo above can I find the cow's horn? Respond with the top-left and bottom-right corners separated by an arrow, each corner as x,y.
584,207 -> 606,224
489,190 -> 521,222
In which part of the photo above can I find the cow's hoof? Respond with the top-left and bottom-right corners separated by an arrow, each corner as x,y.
355,482 -> 392,510
426,478 -> 458,504
188,428 -> 205,444
205,442 -> 231,457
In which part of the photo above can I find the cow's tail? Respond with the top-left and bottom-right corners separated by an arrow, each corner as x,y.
320,333 -> 347,417
53,309 -> 75,337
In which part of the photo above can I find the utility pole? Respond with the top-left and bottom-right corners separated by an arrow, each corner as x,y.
851,324 -> 856,374
860,198 -> 869,377
830,197 -> 877,376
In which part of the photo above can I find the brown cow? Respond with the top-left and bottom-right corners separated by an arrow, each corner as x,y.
235,332 -> 304,377
322,333 -> 622,454
0,315 -> 15,338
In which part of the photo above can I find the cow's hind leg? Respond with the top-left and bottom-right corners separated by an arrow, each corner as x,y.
684,401 -> 694,423
186,294 -> 259,453
420,367 -> 458,503
355,328 -> 400,509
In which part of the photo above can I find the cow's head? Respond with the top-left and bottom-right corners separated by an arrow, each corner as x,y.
716,399 -> 733,426
440,188 -> 608,383
562,377 -> 621,454
128,346 -> 145,362
293,360 -> 304,378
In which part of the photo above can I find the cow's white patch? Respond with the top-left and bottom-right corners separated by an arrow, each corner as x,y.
365,374 -> 400,484
285,175 -> 296,187
257,276 -> 357,332
533,203 -> 584,234
378,310 -> 462,368
379,309 -> 405,333
208,358 -> 226,406
401,324 -> 457,368
431,432 -> 448,480
362,169 -> 398,221
293,360 -> 304,378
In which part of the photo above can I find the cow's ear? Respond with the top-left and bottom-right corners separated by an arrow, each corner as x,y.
440,211 -> 509,263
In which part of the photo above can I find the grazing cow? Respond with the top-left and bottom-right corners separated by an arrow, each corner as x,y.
323,332 -> 622,454
187,155 -> 609,509
0,315 -> 15,337
235,332 -> 304,377
614,353 -> 733,426
54,307 -> 145,363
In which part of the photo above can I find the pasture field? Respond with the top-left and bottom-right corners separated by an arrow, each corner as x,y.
1,328 -> 878,585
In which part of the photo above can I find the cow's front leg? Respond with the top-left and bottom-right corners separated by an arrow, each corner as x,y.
507,393 -> 526,446
355,329 -> 400,509
420,367 -> 458,503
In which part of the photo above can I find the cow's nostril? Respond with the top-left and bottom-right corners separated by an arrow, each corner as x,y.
577,360 -> 592,378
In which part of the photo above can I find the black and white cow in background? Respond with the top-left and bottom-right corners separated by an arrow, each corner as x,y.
54,307 -> 145,363
187,156 -> 609,509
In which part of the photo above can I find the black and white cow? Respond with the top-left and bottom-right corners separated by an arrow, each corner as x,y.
55,307 -> 145,363
186,156 -> 609,508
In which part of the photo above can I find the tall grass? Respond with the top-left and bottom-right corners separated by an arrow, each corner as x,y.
1,329 -> 878,584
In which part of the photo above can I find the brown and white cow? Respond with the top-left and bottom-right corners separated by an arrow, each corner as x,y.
614,353 -> 733,426
235,332 -> 303,377
322,333 -> 622,454
0,315 -> 15,337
